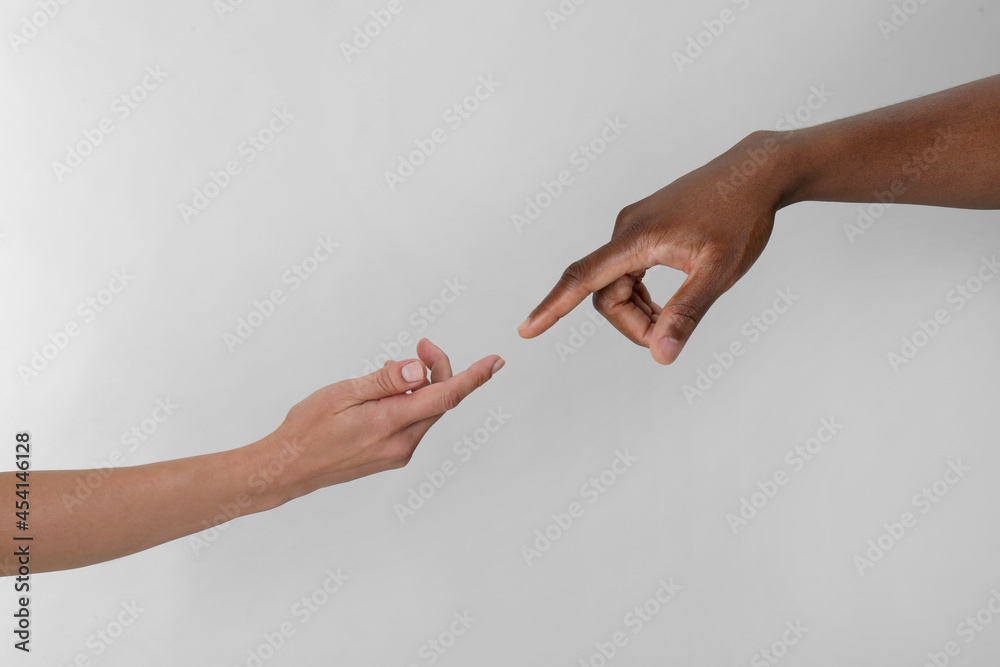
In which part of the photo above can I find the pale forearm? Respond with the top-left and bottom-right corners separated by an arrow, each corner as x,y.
0,439 -> 294,575
0,343 -> 500,575
776,74 -> 1000,210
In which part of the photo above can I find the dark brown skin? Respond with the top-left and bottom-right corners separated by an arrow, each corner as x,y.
518,74 -> 1000,364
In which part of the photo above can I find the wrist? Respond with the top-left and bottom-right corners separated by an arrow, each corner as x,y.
769,127 -> 829,209
734,129 -> 818,211
230,435 -> 310,514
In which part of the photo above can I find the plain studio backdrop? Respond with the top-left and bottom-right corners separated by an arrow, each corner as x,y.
2,0 -> 1000,665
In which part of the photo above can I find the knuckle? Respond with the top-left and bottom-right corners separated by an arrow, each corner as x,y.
372,369 -> 397,396
615,204 -> 637,228
615,205 -> 649,236
592,288 -> 616,312
284,400 -> 305,422
440,389 -> 463,412
668,300 -> 702,327
384,440 -> 415,468
560,260 -> 588,289
389,456 -> 412,470
319,385 -> 348,411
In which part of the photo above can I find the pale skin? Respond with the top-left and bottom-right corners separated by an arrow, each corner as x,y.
4,76 -> 999,576
0,340 -> 503,574
518,74 -> 1000,363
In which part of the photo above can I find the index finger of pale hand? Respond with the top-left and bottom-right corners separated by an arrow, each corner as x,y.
399,354 -> 500,426
517,237 -> 647,339
417,338 -> 453,385
411,338 -> 453,392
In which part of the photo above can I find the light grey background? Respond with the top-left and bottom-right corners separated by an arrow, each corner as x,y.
2,0 -> 1000,665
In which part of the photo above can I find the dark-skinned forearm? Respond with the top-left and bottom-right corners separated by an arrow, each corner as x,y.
773,74 -> 1000,210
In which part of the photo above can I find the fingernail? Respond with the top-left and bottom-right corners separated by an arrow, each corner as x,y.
402,361 -> 424,382
491,358 -> 506,375
657,338 -> 682,365
517,317 -> 531,334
